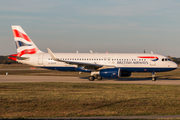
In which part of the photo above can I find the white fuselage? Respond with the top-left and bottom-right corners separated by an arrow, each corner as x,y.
18,53 -> 177,72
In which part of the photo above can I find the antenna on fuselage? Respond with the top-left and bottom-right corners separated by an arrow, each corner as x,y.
90,50 -> 93,53
76,51 -> 79,53
151,51 -> 153,54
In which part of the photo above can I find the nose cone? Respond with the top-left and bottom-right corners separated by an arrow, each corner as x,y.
172,62 -> 178,69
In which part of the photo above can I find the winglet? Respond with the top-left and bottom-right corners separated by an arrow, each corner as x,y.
47,48 -> 59,61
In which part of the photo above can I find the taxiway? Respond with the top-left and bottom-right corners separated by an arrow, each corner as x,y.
1,75 -> 180,85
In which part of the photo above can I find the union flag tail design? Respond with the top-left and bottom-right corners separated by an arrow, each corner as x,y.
9,25 -> 43,61
12,25 -> 43,56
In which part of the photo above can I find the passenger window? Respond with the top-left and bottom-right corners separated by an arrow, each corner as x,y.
165,58 -> 167,61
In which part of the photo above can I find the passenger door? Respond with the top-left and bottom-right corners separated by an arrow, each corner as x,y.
38,54 -> 44,65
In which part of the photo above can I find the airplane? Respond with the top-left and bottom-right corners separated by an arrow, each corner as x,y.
8,25 -> 178,81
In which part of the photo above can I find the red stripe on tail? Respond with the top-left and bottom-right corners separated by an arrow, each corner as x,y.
12,29 -> 31,42
17,48 -> 38,56
8,48 -> 38,61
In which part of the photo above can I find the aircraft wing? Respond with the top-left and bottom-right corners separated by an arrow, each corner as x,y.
47,48 -> 114,70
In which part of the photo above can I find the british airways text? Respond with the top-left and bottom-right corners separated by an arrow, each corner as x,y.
117,61 -> 148,64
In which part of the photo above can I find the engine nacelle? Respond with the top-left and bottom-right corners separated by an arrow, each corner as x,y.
100,68 -> 120,78
99,68 -> 131,78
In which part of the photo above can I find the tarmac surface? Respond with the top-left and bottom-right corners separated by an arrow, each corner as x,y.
1,75 -> 180,85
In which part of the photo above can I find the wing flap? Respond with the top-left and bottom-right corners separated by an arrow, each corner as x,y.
47,48 -> 114,70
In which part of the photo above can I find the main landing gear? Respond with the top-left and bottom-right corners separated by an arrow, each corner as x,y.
88,76 -> 95,81
88,71 -> 102,81
151,72 -> 156,81
88,75 -> 103,81
97,76 -> 103,80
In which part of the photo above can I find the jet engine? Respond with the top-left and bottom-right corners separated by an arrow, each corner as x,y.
99,68 -> 131,78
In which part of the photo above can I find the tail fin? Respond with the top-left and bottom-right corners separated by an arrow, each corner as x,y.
11,25 -> 43,57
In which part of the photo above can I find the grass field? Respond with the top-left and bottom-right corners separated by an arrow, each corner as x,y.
1,64 -> 180,119
0,82 -> 180,118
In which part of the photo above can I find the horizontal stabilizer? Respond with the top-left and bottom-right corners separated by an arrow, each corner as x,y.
6,55 -> 29,60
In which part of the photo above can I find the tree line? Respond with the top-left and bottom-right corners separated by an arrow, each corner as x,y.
0,56 -> 18,64
169,57 -> 180,65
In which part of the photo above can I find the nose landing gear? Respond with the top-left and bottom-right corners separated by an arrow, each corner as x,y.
152,72 -> 156,81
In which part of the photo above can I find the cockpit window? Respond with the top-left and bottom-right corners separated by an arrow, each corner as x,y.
162,58 -> 171,61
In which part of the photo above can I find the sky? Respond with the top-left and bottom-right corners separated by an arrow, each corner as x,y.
0,0 -> 180,57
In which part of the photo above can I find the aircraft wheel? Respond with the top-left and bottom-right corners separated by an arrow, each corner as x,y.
97,76 -> 103,80
152,77 -> 156,81
88,76 -> 95,81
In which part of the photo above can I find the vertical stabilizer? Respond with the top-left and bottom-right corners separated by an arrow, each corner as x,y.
11,25 -> 43,57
